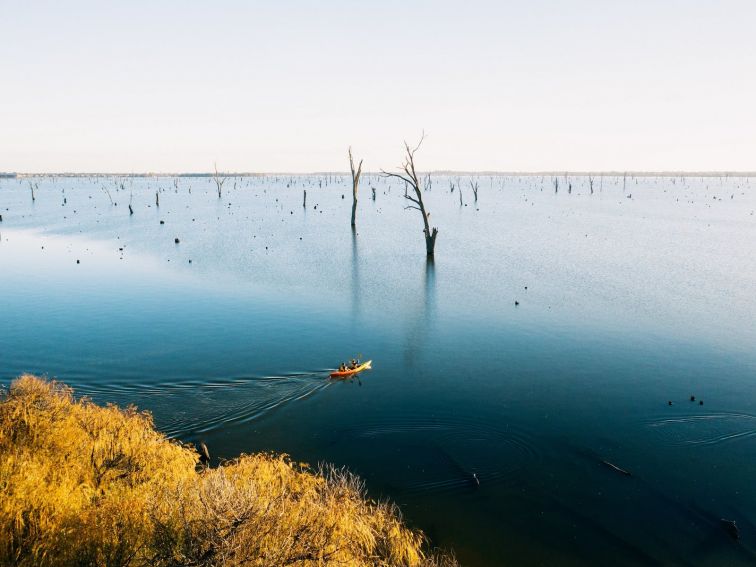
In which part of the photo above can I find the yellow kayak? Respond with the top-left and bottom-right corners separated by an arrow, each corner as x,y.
330,360 -> 372,378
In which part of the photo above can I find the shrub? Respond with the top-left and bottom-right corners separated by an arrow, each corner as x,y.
0,375 -> 457,566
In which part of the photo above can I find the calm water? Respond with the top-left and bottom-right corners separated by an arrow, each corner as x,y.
1,173 -> 755,565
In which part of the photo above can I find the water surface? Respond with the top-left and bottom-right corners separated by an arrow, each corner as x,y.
1,173 -> 755,565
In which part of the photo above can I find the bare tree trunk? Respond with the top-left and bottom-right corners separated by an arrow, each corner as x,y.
213,163 -> 227,199
303,189 -> 307,208
349,147 -> 363,227
382,135 -> 438,256
425,226 -> 438,255
470,179 -> 479,202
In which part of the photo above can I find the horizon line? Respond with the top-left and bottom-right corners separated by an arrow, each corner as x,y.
3,170 -> 756,178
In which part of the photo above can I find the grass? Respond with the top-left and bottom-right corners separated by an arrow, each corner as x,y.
0,375 -> 458,566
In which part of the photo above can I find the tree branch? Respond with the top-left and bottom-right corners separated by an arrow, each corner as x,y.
381,170 -> 415,188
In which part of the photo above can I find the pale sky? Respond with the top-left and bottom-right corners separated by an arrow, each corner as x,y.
2,0 -> 755,173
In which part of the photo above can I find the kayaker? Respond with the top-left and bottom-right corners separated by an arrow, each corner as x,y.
329,359 -> 370,378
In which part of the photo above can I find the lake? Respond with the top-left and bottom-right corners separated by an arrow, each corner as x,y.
1,173 -> 755,566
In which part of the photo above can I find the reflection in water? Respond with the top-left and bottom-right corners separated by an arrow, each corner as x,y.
351,226 -> 360,319
425,256 -> 436,316
403,257 -> 436,367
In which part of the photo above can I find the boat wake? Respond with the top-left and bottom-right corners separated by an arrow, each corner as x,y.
75,370 -> 331,438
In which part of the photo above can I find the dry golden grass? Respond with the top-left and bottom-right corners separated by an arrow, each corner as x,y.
0,375 -> 458,567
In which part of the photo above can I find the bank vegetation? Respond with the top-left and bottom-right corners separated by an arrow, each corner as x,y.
0,375 -> 457,567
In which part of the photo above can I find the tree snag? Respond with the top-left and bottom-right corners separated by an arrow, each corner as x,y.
102,187 -> 114,205
470,178 -> 479,202
213,163 -> 228,199
382,135 -> 438,256
348,147 -> 363,227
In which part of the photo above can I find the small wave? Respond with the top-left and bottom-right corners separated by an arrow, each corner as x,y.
646,412 -> 756,447
74,370 -> 331,438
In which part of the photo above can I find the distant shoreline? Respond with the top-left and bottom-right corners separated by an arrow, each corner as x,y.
3,171 -> 756,178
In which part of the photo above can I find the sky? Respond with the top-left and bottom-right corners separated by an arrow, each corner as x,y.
1,0 -> 755,173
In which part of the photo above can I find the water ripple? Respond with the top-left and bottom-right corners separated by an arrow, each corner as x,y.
74,370 -> 331,438
646,412 -> 756,447
339,414 -> 539,496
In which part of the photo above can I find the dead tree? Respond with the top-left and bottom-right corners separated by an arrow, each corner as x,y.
382,136 -> 438,256
102,186 -> 114,205
348,147 -> 363,227
29,181 -> 36,202
470,179 -> 479,202
213,163 -> 228,199
589,175 -> 594,195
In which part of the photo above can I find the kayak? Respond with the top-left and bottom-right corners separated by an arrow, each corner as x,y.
330,360 -> 372,378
